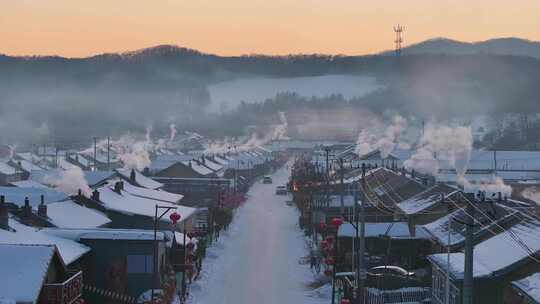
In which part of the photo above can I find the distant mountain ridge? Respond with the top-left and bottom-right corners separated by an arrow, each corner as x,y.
381,37 -> 540,59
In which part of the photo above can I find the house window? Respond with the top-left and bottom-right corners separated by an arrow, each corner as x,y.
127,255 -> 154,274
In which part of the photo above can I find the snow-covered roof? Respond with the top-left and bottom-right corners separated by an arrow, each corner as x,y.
16,152 -> 42,163
0,186 -> 67,207
429,220 -> 540,279
182,161 -> 213,176
0,217 -> 90,264
338,222 -> 430,239
47,200 -> 111,228
437,171 -> 540,183
10,179 -> 49,189
116,168 -> 163,189
512,272 -> 540,303
122,181 -> 183,204
44,228 -> 166,242
421,203 -> 522,247
0,162 -> 17,175
96,184 -> 196,223
202,158 -> 223,172
397,184 -> 460,215
16,159 -> 44,172
83,171 -> 115,186
0,244 -> 57,303
57,156 -> 78,170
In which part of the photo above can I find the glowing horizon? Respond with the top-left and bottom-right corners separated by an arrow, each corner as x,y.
2,0 -> 540,58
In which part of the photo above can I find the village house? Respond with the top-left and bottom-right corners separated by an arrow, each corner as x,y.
0,161 -> 24,186
81,181 -> 197,233
421,202 -> 528,252
43,228 -> 175,303
0,244 -> 84,304
428,219 -> 540,304
338,221 -> 432,271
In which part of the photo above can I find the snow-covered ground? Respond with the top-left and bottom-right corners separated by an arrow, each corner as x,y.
188,164 -> 329,304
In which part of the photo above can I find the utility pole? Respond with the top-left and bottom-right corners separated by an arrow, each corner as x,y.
357,163 -> 367,304
463,193 -> 477,304
107,136 -> 111,171
93,137 -> 97,171
339,158 -> 345,215
493,150 -> 497,176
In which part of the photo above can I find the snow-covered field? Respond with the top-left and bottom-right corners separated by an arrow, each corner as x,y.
208,75 -> 381,112
187,164 -> 329,304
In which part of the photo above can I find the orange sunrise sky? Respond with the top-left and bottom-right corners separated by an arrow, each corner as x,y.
1,0 -> 539,58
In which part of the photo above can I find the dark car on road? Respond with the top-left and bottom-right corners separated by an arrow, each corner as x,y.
263,176 -> 273,184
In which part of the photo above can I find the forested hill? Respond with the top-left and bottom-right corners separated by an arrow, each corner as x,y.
1,40 -> 540,142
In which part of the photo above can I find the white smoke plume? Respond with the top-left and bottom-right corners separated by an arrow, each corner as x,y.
8,144 -> 17,159
272,111 -> 290,140
521,187 -> 540,206
459,175 -> 513,198
44,167 -> 92,197
354,114 -> 407,158
404,123 -> 473,177
354,130 -> 377,156
169,123 -> 177,144
118,140 -> 152,171
377,115 -> 407,158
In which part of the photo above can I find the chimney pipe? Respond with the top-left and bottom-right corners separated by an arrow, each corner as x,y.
130,169 -> 136,184
23,197 -> 32,218
92,189 -> 100,201
0,195 -> 8,230
38,195 -> 47,218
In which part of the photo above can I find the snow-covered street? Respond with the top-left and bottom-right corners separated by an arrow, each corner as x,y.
188,164 -> 328,304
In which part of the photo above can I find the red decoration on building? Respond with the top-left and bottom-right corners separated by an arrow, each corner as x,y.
319,222 -> 327,231
341,299 -> 351,304
325,235 -> 334,244
169,212 -> 181,224
324,257 -> 334,265
331,217 -> 343,227
324,269 -> 333,277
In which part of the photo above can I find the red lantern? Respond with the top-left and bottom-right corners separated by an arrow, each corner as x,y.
169,212 -> 181,224
319,222 -> 327,231
324,269 -> 333,277
341,299 -> 351,304
331,217 -> 343,227
324,257 -> 334,265
325,235 -> 334,243
320,240 -> 328,248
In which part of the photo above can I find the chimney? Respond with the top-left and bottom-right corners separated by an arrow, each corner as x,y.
143,167 -> 150,176
78,189 -> 82,198
188,161 -> 192,168
22,197 -> 32,218
91,189 -> 100,201
130,169 -> 136,184
37,195 -> 47,218
0,195 -> 8,230
411,169 -> 415,179
202,157 -> 206,165
114,181 -> 124,193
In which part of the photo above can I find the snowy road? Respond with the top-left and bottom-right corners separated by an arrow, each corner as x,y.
189,164 -> 327,304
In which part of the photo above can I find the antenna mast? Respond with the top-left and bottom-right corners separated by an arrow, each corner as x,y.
394,24 -> 404,56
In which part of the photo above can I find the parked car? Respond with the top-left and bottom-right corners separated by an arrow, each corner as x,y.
286,200 -> 293,206
275,185 -> 287,195
366,266 -> 419,289
263,176 -> 273,184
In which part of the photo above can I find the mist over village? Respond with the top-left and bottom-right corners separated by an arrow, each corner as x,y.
1,1 -> 540,304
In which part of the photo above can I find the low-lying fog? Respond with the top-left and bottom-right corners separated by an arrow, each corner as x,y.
207,75 -> 381,112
